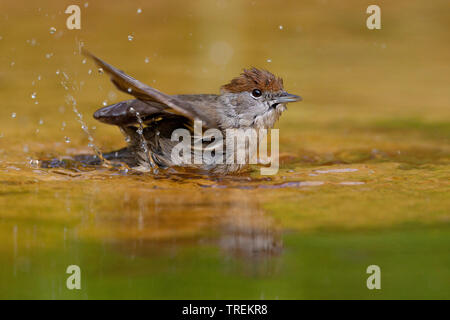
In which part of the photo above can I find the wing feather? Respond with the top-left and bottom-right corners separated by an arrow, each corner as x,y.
94,99 -> 171,126
83,50 -> 216,128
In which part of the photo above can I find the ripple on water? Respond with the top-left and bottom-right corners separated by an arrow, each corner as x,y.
314,168 -> 358,174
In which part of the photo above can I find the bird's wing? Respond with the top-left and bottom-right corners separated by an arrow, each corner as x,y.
83,50 -> 217,128
93,99 -> 173,126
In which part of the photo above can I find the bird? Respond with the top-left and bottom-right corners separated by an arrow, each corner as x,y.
83,50 -> 302,175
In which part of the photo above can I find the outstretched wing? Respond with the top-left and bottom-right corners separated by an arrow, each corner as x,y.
83,50 -> 217,128
93,99 -> 172,126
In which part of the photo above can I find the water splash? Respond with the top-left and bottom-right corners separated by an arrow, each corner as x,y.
66,94 -> 108,166
129,107 -> 158,174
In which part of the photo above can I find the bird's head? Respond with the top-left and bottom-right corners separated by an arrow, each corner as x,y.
219,67 -> 302,129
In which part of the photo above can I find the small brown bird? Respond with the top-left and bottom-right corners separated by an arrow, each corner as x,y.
84,51 -> 302,174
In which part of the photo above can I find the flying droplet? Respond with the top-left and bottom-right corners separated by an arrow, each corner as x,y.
137,8 -> 142,14
84,2 -> 89,8
98,67 -> 104,74
102,100 -> 107,106
128,35 -> 134,41
267,59 -> 272,63
279,25 -> 283,30
31,92 -> 37,99
49,27 -> 56,34
39,119 -> 44,125
144,57 -> 149,63
64,136 -> 71,143
127,88 -> 132,93
88,69 -> 92,75
82,58 -> 87,64
56,69 -> 60,75
11,112 -> 17,118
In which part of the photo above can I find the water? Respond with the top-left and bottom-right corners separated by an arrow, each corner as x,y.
0,0 -> 448,299
129,107 -> 158,173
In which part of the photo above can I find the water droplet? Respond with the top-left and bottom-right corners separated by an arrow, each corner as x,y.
128,35 -> 134,41
23,145 -> 29,153
45,53 -> 53,59
39,119 -> 44,125
137,8 -> 142,14
11,112 -> 16,118
84,2 -> 89,8
64,136 -> 71,143
56,69 -> 60,75
279,25 -> 283,30
10,61 -> 15,67
144,57 -> 149,63
29,159 -> 40,167
127,88 -> 132,93
31,92 -> 37,99
267,59 -> 272,63
98,67 -> 104,74
82,58 -> 87,64
37,75 -> 42,81
49,27 -> 56,34
102,100 -> 107,106
88,69 -> 92,75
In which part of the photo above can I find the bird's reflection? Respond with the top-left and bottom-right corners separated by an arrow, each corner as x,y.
82,187 -> 282,264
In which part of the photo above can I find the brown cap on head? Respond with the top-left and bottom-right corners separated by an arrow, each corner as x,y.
221,67 -> 284,93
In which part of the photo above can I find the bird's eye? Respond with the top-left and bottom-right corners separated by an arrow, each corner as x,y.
251,89 -> 262,98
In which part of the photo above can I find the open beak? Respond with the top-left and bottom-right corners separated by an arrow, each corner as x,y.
276,92 -> 302,104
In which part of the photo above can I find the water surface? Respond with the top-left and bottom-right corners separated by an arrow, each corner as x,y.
0,0 -> 449,299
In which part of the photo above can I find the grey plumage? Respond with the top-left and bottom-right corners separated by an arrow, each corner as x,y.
83,50 -> 302,174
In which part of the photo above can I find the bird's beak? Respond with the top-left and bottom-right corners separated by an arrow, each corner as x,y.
276,92 -> 302,104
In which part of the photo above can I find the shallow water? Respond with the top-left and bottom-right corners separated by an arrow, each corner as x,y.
0,0 -> 449,299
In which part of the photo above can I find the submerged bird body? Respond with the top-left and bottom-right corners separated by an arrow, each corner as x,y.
85,51 -> 301,174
